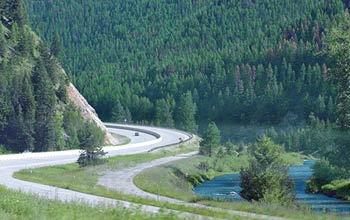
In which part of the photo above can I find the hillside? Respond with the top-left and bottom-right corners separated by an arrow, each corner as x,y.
23,0 -> 347,128
0,0 -> 117,153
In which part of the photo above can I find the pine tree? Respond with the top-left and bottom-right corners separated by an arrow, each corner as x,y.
240,136 -> 295,205
17,26 -> 31,56
63,103 -> 83,149
0,70 -> 8,135
175,91 -> 196,132
32,58 -> 59,151
111,100 -> 132,123
324,12 -> 350,130
155,99 -> 174,128
77,120 -> 106,167
199,122 -> 221,156
19,73 -> 35,151
51,33 -> 63,60
8,0 -> 27,27
0,25 -> 6,57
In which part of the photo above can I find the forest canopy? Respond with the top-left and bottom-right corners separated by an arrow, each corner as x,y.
0,0 -> 103,153
23,0 -> 348,128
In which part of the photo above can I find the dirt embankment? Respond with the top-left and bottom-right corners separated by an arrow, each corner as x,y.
67,83 -> 119,145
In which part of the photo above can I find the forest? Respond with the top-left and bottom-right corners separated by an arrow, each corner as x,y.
22,0 -> 350,203
24,0 -> 346,128
0,0 -> 103,153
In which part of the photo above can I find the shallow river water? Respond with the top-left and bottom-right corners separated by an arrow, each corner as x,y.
194,160 -> 350,213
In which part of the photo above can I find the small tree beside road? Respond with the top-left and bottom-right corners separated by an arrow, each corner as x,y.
77,121 -> 106,167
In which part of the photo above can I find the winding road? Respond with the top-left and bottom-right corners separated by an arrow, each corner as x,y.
0,123 -> 289,220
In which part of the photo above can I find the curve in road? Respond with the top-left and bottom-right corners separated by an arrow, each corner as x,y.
0,124 -> 216,219
0,123 -> 290,220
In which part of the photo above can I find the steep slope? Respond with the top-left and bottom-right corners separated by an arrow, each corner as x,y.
24,0 -> 346,126
67,82 -> 118,145
0,0 -> 117,153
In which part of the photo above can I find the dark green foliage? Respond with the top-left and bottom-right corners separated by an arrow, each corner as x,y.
77,121 -> 106,167
63,103 -> 83,149
155,98 -> 174,128
111,100 -> 132,124
240,136 -> 295,205
199,122 -> 221,156
32,58 -> 60,151
224,141 -> 237,156
0,5 -> 103,153
23,0 -> 344,125
312,160 -> 346,186
50,33 -> 62,59
175,91 -> 196,132
323,11 -> 350,130
7,0 -> 27,27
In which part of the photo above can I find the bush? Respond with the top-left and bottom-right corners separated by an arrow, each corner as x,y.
77,121 -> 106,167
312,160 -> 345,185
240,136 -> 295,205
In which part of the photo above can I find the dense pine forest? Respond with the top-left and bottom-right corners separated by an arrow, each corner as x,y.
0,0 -> 103,153
22,0 -> 350,201
24,0 -> 348,129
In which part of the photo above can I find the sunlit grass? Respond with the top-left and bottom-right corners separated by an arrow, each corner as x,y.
0,186 -> 181,220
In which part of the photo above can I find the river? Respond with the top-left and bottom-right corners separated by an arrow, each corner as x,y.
194,160 -> 350,213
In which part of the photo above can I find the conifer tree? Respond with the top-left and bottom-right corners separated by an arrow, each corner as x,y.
0,25 -> 6,57
111,100 -> 132,123
240,136 -> 295,205
175,91 -> 196,132
51,33 -> 63,60
199,122 -> 221,156
32,58 -> 59,151
0,70 -> 8,135
20,73 -> 35,151
155,99 -> 174,128
324,12 -> 350,130
77,121 -> 106,166
8,0 -> 27,27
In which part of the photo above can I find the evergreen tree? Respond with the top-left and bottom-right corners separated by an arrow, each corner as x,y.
224,140 -> 237,156
77,120 -> 106,167
0,25 -> 6,57
32,58 -> 60,151
8,0 -> 27,27
175,91 -> 196,132
17,26 -> 31,56
324,11 -> 350,130
155,99 -> 174,128
51,33 -> 63,60
199,122 -> 221,156
240,136 -> 295,205
19,73 -> 35,151
111,100 -> 132,123
0,70 -> 8,136
63,103 -> 83,149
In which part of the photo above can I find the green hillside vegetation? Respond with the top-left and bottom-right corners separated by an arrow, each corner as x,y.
24,0 -> 346,127
0,0 -> 103,153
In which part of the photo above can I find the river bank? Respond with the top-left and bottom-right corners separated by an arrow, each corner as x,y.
307,178 -> 350,201
133,153 -> 348,219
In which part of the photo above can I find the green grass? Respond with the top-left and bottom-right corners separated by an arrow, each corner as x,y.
13,139 -> 254,220
111,133 -> 131,145
0,186 -> 181,220
321,179 -> 350,200
13,137 -> 336,219
134,154 -> 349,220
